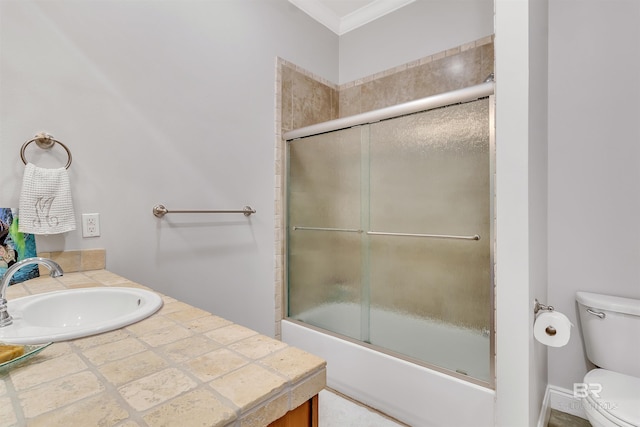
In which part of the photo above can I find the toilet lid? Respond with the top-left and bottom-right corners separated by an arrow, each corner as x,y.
584,369 -> 640,426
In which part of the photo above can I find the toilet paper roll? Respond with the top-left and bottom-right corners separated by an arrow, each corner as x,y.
534,311 -> 573,347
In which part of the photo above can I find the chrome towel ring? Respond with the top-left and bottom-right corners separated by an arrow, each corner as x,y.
20,132 -> 72,169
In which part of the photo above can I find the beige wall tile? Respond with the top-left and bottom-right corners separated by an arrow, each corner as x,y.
281,65 -> 294,133
80,248 -> 105,271
338,85 -> 361,118
38,249 -> 105,272
39,250 -> 81,273
280,63 -> 339,133
291,71 -> 337,130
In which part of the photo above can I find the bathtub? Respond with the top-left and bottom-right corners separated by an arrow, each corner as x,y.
282,303 -> 495,426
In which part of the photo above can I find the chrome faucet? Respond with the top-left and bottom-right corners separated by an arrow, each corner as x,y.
0,257 -> 63,327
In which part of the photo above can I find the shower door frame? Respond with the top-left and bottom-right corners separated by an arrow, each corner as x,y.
282,84 -> 496,389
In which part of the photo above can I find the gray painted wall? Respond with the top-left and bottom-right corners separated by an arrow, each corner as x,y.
0,0 -> 337,337
338,0 -> 494,84
548,0 -> 640,391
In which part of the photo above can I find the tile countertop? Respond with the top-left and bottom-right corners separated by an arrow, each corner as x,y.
0,270 -> 326,427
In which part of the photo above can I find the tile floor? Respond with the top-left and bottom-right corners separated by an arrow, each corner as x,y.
319,389 -> 407,427
319,389 -> 592,427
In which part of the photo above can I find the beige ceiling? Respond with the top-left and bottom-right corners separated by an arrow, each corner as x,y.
288,0 -> 415,35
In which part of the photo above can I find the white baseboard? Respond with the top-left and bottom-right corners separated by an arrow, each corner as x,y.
537,386 -> 552,427
537,385 -> 588,427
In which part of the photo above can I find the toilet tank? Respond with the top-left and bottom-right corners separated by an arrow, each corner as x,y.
576,292 -> 640,377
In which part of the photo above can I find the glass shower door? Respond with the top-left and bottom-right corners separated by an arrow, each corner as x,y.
287,126 -> 364,341
367,99 -> 492,381
286,97 -> 493,383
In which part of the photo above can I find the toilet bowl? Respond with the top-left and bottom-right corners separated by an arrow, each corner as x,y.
576,292 -> 640,427
581,369 -> 640,427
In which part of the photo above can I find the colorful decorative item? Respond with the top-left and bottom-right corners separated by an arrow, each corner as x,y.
0,208 -> 39,285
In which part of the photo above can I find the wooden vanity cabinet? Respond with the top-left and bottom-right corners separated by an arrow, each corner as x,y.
267,395 -> 318,427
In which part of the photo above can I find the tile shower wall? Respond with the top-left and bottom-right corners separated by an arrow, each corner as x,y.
274,36 -> 494,337
339,36 -> 493,116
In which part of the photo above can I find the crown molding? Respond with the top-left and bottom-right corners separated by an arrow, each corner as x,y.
340,0 -> 415,34
289,0 -> 415,35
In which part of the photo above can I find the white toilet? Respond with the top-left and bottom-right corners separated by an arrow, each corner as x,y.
576,292 -> 640,427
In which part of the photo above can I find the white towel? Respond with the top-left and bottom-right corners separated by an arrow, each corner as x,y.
18,163 -> 76,235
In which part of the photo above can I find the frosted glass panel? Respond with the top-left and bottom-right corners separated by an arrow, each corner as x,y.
286,98 -> 493,383
287,127 -> 363,340
368,100 -> 491,327
368,99 -> 491,380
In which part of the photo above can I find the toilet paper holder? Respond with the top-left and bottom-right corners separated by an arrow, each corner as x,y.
534,299 -> 559,336
533,299 -> 554,314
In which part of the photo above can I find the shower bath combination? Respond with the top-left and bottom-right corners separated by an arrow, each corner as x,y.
282,82 -> 496,427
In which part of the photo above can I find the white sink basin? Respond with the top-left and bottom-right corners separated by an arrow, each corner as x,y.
0,287 -> 163,344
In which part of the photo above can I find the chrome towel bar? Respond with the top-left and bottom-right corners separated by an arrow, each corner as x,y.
153,204 -> 256,218
291,226 -> 480,241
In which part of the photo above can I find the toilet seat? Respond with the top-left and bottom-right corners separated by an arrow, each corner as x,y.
582,369 -> 640,427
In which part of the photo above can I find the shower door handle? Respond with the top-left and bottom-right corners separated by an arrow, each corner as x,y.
366,231 -> 480,241
292,226 -> 363,233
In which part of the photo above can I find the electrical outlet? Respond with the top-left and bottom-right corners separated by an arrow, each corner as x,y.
82,213 -> 100,237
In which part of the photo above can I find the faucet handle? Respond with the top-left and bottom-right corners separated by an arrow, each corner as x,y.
0,298 -> 13,327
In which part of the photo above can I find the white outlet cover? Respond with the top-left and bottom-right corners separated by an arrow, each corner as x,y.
82,213 -> 100,237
